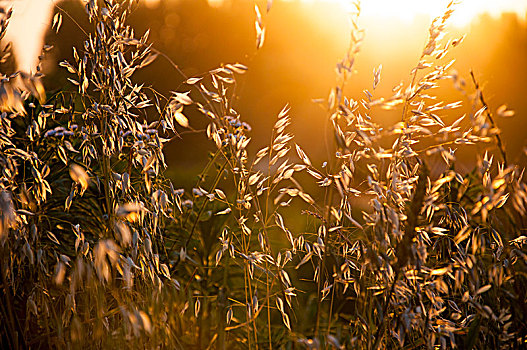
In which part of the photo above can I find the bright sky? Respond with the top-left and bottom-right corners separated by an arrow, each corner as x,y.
191,0 -> 527,26
277,0 -> 527,25
1,0 -> 54,72
3,0 -> 525,72
348,0 -> 527,26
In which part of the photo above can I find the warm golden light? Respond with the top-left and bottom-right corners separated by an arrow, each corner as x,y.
2,0 -> 53,72
144,0 -> 161,8
315,0 -> 526,26
207,0 -> 225,8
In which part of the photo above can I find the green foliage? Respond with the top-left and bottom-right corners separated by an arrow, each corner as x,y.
1,0 -> 527,349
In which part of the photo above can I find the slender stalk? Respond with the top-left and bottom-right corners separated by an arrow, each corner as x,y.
401,53 -> 424,123
266,261 -> 272,350
314,225 -> 329,340
101,140 -> 114,236
469,70 -> 508,167
1,248 -> 18,349
372,270 -> 400,350
326,257 -> 338,336
177,159 -> 228,251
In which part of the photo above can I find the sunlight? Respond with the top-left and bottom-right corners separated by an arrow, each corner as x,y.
1,0 -> 526,348
327,0 -> 526,26
207,0 -> 225,8
359,0 -> 443,23
144,0 -> 161,8
1,0 -> 54,72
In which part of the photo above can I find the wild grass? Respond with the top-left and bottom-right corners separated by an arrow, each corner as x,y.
1,0 -> 527,348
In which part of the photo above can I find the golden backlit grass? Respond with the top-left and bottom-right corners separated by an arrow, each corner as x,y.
0,1 -> 526,349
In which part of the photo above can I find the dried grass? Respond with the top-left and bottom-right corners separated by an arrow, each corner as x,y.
0,0 -> 526,349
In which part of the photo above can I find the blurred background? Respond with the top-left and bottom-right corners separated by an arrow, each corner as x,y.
3,0 -> 526,188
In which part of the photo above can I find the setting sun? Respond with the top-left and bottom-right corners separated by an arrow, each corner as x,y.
318,0 -> 526,26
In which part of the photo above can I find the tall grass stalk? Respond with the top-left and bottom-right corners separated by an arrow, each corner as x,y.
1,0 -> 527,349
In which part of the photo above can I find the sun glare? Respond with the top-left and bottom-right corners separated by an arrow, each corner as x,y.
326,0 -> 526,26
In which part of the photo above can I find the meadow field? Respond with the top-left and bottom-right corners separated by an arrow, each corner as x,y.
1,0 -> 527,348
